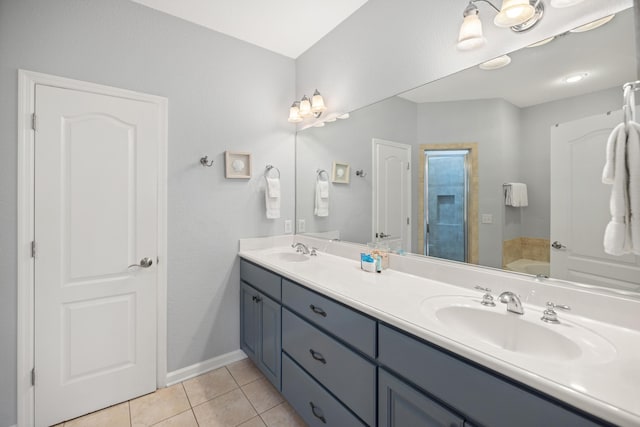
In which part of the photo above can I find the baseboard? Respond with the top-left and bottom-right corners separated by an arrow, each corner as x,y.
165,349 -> 247,386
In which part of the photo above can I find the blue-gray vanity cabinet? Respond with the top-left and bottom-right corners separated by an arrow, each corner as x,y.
378,324 -> 607,427
282,353 -> 366,427
282,308 -> 376,426
379,368 -> 465,427
240,261 -> 282,391
282,278 -> 376,357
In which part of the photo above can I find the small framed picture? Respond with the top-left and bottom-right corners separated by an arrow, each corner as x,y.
331,161 -> 350,184
225,151 -> 251,179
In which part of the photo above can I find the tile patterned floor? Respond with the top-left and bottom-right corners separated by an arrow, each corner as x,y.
53,359 -> 307,427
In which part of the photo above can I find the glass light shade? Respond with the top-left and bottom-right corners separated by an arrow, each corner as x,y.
457,14 -> 485,51
494,0 -> 535,28
570,15 -> 614,33
311,90 -> 327,113
288,102 -> 302,123
527,36 -> 555,48
479,55 -> 512,70
550,0 -> 584,7
299,95 -> 312,118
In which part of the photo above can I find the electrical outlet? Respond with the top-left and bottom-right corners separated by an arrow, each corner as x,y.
481,214 -> 493,224
298,219 -> 306,233
284,220 -> 292,234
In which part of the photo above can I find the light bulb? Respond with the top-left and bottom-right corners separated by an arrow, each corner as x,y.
288,101 -> 302,123
299,95 -> 312,118
311,90 -> 327,114
457,13 -> 485,51
494,0 -> 535,28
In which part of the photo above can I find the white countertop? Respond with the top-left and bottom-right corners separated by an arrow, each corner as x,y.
239,236 -> 640,427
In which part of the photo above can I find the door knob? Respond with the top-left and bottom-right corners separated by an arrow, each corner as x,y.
128,257 -> 153,268
551,241 -> 566,250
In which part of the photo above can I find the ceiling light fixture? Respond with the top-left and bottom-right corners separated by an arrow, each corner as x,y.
564,73 -> 588,84
288,89 -> 327,123
569,14 -> 615,33
457,0 -> 545,51
479,54 -> 512,70
550,0 -> 584,7
527,36 -> 555,47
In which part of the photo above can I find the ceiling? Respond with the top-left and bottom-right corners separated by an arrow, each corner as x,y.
130,0 -> 369,58
399,10 -> 635,108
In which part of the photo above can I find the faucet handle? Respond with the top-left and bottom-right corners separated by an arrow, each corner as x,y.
541,301 -> 571,324
474,286 -> 495,307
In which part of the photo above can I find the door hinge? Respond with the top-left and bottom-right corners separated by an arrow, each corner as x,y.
31,113 -> 38,131
31,368 -> 35,386
31,241 -> 36,258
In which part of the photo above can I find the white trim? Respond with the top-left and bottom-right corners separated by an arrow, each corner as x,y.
17,69 -> 168,427
165,350 -> 248,386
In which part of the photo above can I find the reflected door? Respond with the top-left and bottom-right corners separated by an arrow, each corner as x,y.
373,139 -> 412,251
424,150 -> 469,262
34,84 -> 159,426
551,110 -> 640,291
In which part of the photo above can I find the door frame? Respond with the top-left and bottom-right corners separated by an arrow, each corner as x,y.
418,143 -> 479,264
17,69 -> 168,426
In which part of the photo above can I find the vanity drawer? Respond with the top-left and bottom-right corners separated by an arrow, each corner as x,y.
282,279 -> 376,357
282,308 -> 375,426
282,353 -> 366,427
240,259 -> 281,301
378,324 -> 605,427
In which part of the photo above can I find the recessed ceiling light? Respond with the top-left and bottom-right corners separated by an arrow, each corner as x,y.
564,73 -> 588,84
527,36 -> 555,48
479,55 -> 512,70
570,14 -> 615,33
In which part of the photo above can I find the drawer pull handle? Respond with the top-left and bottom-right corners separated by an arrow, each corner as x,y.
309,304 -> 327,317
309,401 -> 327,424
309,349 -> 327,364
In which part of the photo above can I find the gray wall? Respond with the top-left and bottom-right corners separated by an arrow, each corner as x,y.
296,0 -> 631,118
0,1 -> 295,425
296,96 -> 417,244
417,99 -> 521,268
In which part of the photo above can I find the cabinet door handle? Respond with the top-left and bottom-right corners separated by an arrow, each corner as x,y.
309,304 -> 327,317
309,349 -> 327,364
252,295 -> 262,303
309,401 -> 327,424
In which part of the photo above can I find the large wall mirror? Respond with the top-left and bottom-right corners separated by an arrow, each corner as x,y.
295,6 -> 640,293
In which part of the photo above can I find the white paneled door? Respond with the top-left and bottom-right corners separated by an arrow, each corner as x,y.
373,139 -> 412,252
551,110 -> 640,292
34,84 -> 159,426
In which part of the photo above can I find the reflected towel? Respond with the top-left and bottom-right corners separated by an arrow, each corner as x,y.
602,122 -> 632,254
504,183 -> 528,207
315,181 -> 329,217
265,177 -> 280,219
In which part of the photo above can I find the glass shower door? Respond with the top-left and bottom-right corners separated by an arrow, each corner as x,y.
424,150 -> 469,262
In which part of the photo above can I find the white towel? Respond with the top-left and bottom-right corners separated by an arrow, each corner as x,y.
265,177 -> 280,219
314,181 -> 329,217
504,183 -> 528,207
602,122 -> 637,255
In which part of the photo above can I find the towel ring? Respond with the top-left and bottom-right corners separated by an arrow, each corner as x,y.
265,165 -> 280,179
316,169 -> 329,182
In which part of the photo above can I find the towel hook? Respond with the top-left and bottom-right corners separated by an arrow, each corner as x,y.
355,169 -> 367,177
265,165 -> 281,179
316,169 -> 329,182
200,156 -> 214,167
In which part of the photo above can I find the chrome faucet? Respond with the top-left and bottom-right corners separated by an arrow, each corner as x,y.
291,242 -> 310,255
498,291 -> 524,315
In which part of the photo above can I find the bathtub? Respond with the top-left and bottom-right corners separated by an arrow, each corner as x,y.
505,258 -> 550,276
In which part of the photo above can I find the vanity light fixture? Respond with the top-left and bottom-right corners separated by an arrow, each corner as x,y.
288,89 -> 327,123
457,0 -> 545,51
479,54 -> 512,70
569,14 -> 615,33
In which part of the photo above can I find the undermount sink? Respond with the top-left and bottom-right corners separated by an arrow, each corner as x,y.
266,251 -> 310,263
421,296 -> 617,363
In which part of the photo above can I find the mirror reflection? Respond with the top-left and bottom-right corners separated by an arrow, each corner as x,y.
295,7 -> 640,291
